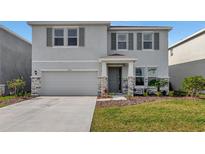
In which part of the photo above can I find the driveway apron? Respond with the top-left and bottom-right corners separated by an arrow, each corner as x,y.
0,96 -> 96,132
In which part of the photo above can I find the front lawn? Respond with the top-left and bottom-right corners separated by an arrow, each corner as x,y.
0,95 -> 31,108
91,98 -> 205,132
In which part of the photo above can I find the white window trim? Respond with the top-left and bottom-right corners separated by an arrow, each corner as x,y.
135,67 -> 145,86
52,26 -> 79,48
142,32 -> 154,51
53,28 -> 64,46
116,32 -> 128,51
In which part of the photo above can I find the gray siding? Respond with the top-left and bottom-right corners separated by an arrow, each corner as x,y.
169,59 -> 205,90
107,30 -> 169,78
0,28 -> 32,93
32,25 -> 108,76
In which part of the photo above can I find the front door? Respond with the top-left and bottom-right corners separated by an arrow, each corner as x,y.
108,67 -> 122,93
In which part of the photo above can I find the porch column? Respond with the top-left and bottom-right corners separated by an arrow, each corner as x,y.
31,76 -> 41,96
98,62 -> 108,97
101,62 -> 107,77
128,61 -> 135,96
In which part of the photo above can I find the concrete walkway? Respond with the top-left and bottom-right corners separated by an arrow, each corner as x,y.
0,96 -> 96,132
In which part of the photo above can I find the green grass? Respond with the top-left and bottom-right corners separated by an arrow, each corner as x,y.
91,98 -> 205,132
0,96 -> 17,108
0,95 -> 16,101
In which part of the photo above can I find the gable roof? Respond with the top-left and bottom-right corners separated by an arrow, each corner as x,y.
169,28 -> 205,49
0,25 -> 31,45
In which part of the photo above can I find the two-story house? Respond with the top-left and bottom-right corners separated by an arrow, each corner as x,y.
28,21 -> 171,96
169,28 -> 205,90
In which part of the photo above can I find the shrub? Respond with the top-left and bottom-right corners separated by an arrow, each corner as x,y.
143,91 -> 148,96
173,90 -> 187,97
168,91 -> 174,97
161,90 -> 167,96
149,79 -> 168,92
156,91 -> 162,97
182,76 -> 205,97
7,78 -> 26,96
199,93 -> 205,99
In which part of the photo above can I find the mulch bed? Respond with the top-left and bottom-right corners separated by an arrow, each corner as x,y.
0,96 -> 32,107
96,96 -> 200,108
97,95 -> 112,99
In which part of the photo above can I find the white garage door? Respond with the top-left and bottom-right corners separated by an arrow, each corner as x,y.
40,71 -> 98,96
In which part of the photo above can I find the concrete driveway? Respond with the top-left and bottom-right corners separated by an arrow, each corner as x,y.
0,96 -> 96,132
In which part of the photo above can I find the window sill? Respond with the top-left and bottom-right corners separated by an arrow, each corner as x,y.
52,46 -> 79,48
110,49 -> 158,52
142,49 -> 155,51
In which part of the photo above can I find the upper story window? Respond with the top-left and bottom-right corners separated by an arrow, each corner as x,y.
68,29 -> 78,46
53,27 -> 80,47
143,33 -> 153,50
117,33 -> 128,50
54,29 -> 64,46
135,67 -> 145,86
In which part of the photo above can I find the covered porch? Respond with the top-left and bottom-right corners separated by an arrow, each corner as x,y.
98,55 -> 137,96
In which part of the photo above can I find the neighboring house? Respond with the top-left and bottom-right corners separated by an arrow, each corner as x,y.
28,21 -> 171,96
169,28 -> 205,90
0,25 -> 32,95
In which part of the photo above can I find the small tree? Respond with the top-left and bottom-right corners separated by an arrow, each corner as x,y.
149,79 -> 168,92
7,78 -> 26,96
182,76 -> 205,97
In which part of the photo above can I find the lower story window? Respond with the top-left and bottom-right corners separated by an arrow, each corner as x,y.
136,77 -> 144,85
148,67 -> 157,86
135,67 -> 145,86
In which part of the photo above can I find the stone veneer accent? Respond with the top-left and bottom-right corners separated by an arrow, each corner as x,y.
98,76 -> 108,96
128,76 -> 135,96
31,76 -> 41,96
122,78 -> 128,94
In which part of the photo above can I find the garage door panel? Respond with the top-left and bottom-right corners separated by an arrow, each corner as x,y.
40,71 -> 98,96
